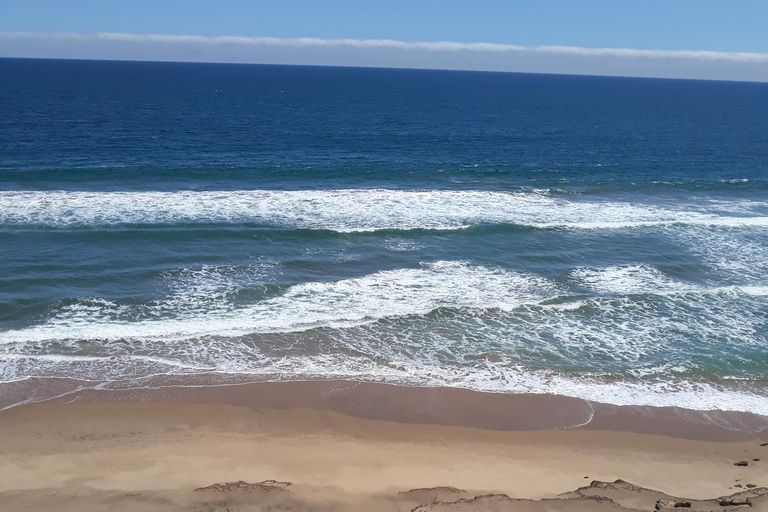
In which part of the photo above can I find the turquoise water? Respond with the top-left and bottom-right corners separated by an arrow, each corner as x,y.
1,59 -> 767,412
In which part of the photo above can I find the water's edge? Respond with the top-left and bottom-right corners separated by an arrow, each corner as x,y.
3,376 -> 767,441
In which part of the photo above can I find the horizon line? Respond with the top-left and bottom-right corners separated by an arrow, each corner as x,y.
4,55 -> 767,86
2,31 -> 768,82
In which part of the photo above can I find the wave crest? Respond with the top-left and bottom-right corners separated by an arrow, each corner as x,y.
2,189 -> 767,231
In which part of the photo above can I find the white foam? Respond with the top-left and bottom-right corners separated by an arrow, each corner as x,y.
2,259 -> 766,415
1,352 -> 766,417
2,261 -> 764,366
736,285 -> 768,296
396,362 -> 768,418
0,353 -> 211,383
571,265 -> 696,295
0,261 -> 559,345
679,227 -> 768,281
380,237 -> 426,252
1,189 -> 767,231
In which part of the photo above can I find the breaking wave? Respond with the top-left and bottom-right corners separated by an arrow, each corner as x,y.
2,189 -> 767,231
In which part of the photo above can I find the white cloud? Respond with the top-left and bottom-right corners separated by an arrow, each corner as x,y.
2,31 -> 768,81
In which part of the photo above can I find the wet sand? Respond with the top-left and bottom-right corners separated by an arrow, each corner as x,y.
0,380 -> 767,511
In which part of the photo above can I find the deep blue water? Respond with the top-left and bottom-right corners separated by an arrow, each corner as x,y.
1,58 -> 767,413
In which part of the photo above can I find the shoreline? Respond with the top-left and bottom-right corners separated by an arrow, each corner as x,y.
1,378 -> 767,510
3,377 -> 768,441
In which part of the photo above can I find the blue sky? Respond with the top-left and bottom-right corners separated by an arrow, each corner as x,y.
2,0 -> 767,51
2,1 -> 767,81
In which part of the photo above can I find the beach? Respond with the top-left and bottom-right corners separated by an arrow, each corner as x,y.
2,61 -> 768,510
1,381 -> 767,511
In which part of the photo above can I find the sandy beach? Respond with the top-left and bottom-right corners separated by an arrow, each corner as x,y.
3,16 -> 768,511
1,381 -> 766,511
4,53 -> 768,512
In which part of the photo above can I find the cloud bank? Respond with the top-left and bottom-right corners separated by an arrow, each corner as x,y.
2,31 -> 768,81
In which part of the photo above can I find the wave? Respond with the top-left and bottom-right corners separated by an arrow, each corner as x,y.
0,261 -> 559,345
1,261 -> 765,364
1,260 -> 766,414
1,189 -> 767,231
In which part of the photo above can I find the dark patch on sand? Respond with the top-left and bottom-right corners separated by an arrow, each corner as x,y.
194,480 -> 291,494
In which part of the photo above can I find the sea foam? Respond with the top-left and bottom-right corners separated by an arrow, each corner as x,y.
1,260 -> 766,415
571,265 -> 696,295
1,189 -> 767,231
0,261 -> 558,344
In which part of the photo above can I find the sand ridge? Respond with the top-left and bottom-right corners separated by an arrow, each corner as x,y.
1,479 -> 767,511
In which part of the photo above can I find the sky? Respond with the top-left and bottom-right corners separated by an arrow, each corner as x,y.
2,0 -> 768,81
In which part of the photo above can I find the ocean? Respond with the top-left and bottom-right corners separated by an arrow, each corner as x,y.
1,58 -> 767,414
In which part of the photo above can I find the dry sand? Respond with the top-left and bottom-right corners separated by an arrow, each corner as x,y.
0,381 -> 767,511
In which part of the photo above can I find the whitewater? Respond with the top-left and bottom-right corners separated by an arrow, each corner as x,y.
2,60 -> 767,417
